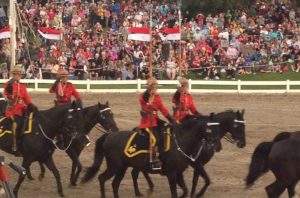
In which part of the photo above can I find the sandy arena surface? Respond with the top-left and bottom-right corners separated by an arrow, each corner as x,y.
2,92 -> 300,198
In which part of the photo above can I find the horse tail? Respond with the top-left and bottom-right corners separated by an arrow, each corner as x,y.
246,141 -> 273,187
81,134 -> 107,183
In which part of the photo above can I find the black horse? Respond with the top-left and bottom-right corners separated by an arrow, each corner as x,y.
0,101 -> 84,197
81,115 -> 221,198
0,93 -> 7,117
246,131 -> 300,198
131,110 -> 246,197
29,102 -> 119,186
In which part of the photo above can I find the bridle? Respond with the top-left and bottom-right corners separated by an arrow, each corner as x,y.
38,108 -> 82,151
94,107 -> 113,134
173,122 -> 220,162
224,119 -> 246,143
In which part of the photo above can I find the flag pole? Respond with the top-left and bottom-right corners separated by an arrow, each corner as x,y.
178,0 -> 182,76
149,9 -> 153,78
9,0 -> 16,68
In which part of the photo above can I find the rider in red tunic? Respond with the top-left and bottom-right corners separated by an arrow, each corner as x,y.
139,77 -> 175,169
49,69 -> 83,149
172,77 -> 200,122
3,65 -> 36,153
49,69 -> 82,106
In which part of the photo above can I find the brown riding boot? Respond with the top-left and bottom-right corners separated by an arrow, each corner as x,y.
11,121 -> 22,157
12,120 -> 17,152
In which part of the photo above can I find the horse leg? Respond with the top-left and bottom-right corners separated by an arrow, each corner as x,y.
167,171 -> 178,198
44,157 -> 64,197
265,180 -> 286,198
195,165 -> 211,198
112,167 -> 127,198
67,149 -> 82,186
99,168 -> 115,198
131,169 -> 143,197
38,161 -> 46,181
142,171 -> 154,193
177,172 -> 188,198
26,165 -> 34,180
287,183 -> 297,198
13,159 -> 32,198
190,168 -> 200,198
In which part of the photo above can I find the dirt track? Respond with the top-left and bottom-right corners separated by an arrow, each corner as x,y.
2,93 -> 300,198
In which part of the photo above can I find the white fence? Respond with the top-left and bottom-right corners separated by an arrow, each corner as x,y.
0,79 -> 300,93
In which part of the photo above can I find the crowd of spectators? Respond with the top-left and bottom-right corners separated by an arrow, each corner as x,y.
0,0 -> 300,80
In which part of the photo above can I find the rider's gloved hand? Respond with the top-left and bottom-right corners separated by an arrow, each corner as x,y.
77,99 -> 83,109
5,79 -> 15,94
52,79 -> 60,90
166,114 -> 176,126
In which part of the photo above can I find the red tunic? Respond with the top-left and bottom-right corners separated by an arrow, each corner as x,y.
49,82 -> 81,105
172,92 -> 198,121
4,81 -> 31,117
139,93 -> 170,129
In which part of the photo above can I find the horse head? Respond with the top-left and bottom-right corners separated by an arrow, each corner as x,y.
205,113 -> 222,152
62,101 -> 85,140
230,109 -> 246,148
96,101 -> 119,133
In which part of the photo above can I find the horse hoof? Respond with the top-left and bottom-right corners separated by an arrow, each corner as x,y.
27,176 -> 34,181
180,194 -> 188,198
58,192 -> 65,197
38,175 -> 44,181
69,183 -> 77,188
147,189 -> 154,195
195,193 -> 203,198
135,192 -> 144,197
148,187 -> 154,193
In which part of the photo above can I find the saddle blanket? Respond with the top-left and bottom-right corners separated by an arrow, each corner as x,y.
124,127 -> 171,158
0,112 -> 34,138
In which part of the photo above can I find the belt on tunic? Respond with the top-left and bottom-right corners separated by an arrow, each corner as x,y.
8,99 -> 24,106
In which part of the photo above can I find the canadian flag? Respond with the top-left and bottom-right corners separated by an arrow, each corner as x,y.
159,28 -> 181,41
38,27 -> 61,40
128,27 -> 151,42
0,26 -> 10,40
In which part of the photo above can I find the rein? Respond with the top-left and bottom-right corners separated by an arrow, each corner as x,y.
38,124 -> 76,152
173,133 -> 206,162
94,124 -> 110,134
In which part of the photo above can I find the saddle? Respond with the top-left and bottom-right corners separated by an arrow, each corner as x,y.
124,127 -> 171,158
0,112 -> 34,139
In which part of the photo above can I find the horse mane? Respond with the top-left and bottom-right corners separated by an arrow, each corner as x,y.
223,109 -> 235,114
179,115 -> 198,129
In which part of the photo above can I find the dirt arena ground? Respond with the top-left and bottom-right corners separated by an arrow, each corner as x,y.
2,93 -> 300,198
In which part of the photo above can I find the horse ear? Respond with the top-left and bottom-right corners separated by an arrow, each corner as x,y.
71,100 -> 76,109
209,112 -> 215,120
241,109 -> 245,117
106,101 -> 109,106
98,102 -> 101,107
236,110 -> 240,116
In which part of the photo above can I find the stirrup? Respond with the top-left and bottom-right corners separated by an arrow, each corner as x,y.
150,159 -> 162,170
